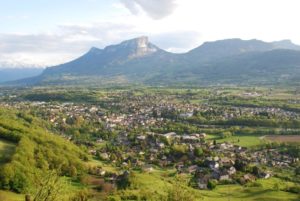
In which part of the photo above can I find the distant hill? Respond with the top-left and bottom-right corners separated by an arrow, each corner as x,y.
7,36 -> 300,86
0,68 -> 43,83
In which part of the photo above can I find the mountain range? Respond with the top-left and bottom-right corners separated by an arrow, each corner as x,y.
7,36 -> 300,86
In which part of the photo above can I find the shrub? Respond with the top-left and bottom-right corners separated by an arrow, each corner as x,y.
207,180 -> 218,190
221,131 -> 232,139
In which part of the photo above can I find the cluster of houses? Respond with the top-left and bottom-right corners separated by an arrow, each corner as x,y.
94,130 -> 299,190
1,90 -> 299,132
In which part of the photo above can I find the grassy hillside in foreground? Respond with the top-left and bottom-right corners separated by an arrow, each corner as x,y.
107,170 -> 300,201
1,169 -> 299,201
0,107 -> 88,197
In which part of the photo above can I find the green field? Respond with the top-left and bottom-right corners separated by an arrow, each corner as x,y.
200,184 -> 299,201
206,134 -> 265,147
0,190 -> 24,201
0,139 -> 15,164
206,134 -> 300,148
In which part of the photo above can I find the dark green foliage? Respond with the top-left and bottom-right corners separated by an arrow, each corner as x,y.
151,122 -> 199,134
252,166 -> 261,176
116,171 -> 131,190
69,189 -> 90,201
207,180 -> 218,190
234,159 -> 247,171
166,177 -> 196,201
17,112 -> 33,123
194,147 -> 204,157
284,185 -> 300,194
295,166 -> 300,176
22,89 -> 100,103
283,145 -> 300,158
171,144 -> 188,157
221,131 -> 232,138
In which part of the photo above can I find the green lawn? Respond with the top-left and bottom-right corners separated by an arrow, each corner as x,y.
201,184 -> 299,201
60,177 -> 86,200
206,134 -> 265,147
0,139 -> 16,164
87,159 -> 119,173
0,190 -> 24,201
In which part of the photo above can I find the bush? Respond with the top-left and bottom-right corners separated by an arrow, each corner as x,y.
69,189 -> 91,201
207,180 -> 218,190
167,182 -> 196,201
194,147 -> 203,157
116,172 -> 132,190
295,166 -> 300,176
221,131 -> 232,139
285,186 -> 300,194
246,181 -> 262,187
171,144 -> 188,156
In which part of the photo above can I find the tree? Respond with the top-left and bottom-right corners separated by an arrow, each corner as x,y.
25,195 -> 31,201
194,147 -> 203,157
295,166 -> 300,176
116,171 -> 131,190
69,189 -> 90,201
166,176 -> 196,201
32,170 -> 66,201
69,165 -> 78,177
207,180 -> 217,190
252,166 -> 261,176
221,131 -> 232,139
171,144 -> 188,156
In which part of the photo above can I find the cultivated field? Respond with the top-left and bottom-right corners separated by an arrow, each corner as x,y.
265,135 -> 300,143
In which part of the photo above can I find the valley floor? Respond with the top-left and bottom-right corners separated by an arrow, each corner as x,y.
0,86 -> 299,200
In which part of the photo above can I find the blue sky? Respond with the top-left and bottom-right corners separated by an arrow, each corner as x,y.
0,0 -> 120,33
0,0 -> 300,67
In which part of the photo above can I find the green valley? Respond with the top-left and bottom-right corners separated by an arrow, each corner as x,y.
0,86 -> 299,200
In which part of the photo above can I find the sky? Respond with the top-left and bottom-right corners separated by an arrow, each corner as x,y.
0,0 -> 300,67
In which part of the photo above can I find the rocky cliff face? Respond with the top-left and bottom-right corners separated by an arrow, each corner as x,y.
104,36 -> 158,59
127,36 -> 158,59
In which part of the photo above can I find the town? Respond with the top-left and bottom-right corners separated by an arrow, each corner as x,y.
0,87 -> 299,200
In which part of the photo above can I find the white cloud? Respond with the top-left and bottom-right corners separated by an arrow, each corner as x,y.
0,22 -> 145,67
151,31 -> 202,52
0,17 -> 204,67
120,0 -> 177,19
0,53 -> 69,68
